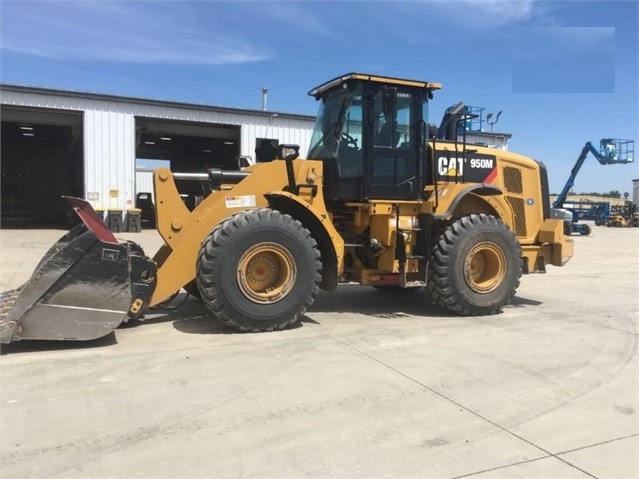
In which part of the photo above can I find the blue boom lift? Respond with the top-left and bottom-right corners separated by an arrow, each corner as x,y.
551,139 -> 635,235
560,201 -> 611,225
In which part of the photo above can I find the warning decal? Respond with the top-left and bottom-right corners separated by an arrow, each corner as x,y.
225,195 -> 257,208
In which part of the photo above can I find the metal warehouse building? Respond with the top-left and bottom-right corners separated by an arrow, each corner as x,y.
0,84 -> 315,227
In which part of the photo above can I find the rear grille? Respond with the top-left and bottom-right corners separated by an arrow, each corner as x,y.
506,195 -> 527,237
502,166 -> 526,237
503,167 -> 523,194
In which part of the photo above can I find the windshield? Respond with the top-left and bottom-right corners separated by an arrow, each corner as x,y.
307,83 -> 362,160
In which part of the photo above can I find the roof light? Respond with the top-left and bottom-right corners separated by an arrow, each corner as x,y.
160,137 -> 172,141
145,141 -> 155,145
224,141 -> 234,145
20,126 -> 34,131
203,149 -> 212,153
22,132 -> 35,137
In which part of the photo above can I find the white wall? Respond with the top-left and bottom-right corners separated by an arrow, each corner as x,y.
135,169 -> 155,201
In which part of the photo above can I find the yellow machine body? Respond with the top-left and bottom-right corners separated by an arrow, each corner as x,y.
150,143 -> 572,305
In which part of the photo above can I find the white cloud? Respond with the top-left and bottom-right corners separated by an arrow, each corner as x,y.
0,1 -> 272,64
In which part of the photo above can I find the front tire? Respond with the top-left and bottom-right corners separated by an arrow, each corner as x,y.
197,208 -> 321,332
427,214 -> 522,316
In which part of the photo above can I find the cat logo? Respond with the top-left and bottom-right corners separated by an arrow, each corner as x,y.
438,157 -> 465,176
442,166 -> 461,177
437,154 -> 497,181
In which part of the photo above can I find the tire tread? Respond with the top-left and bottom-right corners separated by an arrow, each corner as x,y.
426,214 -> 522,316
197,208 -> 321,332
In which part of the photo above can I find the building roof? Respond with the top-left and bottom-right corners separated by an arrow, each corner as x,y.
0,83 -> 315,121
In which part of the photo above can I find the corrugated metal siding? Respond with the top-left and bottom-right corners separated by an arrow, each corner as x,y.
241,117 -> 314,159
1,89 -> 315,210
135,170 -> 155,200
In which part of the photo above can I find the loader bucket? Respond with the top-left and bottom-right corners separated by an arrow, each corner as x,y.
0,198 -> 157,343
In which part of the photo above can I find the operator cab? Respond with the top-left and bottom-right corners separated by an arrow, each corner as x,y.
307,73 -> 441,201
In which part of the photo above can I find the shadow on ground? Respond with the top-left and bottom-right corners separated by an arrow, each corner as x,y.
1,286 -> 543,352
310,284 -> 441,316
505,296 -> 543,307
0,332 -> 117,355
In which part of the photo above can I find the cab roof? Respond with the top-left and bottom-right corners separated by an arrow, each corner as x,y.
308,72 -> 442,98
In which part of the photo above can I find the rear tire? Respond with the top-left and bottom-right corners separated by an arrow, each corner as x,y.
426,214 -> 522,316
197,208 -> 321,332
580,224 -> 592,236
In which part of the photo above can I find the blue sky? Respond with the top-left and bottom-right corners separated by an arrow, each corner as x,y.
1,0 -> 637,195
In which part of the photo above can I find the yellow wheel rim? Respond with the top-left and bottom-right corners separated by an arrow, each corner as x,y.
464,241 -> 506,293
237,242 -> 296,304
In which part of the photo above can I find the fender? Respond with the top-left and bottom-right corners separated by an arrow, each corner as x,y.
433,184 -> 515,229
265,191 -> 344,292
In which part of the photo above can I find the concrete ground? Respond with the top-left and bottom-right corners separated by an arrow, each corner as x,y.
1,223 -> 637,479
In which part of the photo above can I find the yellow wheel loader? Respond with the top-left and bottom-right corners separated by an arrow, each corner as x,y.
0,73 -> 574,342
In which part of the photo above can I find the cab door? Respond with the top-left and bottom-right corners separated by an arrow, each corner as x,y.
366,86 -> 421,200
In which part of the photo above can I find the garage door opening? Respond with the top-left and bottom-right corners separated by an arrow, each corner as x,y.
1,108 -> 83,228
135,117 -> 240,210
